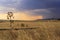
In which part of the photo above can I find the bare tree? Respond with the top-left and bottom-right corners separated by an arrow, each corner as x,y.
7,12 -> 14,20
7,12 -> 14,28
7,12 -> 18,40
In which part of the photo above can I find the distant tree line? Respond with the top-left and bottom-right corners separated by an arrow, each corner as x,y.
36,18 -> 60,21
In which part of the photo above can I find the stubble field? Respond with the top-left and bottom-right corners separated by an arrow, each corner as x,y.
0,20 -> 60,40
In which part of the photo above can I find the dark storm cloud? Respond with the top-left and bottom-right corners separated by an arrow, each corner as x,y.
48,8 -> 60,18
16,0 -> 60,19
25,9 -> 53,19
16,0 -> 60,10
17,0 -> 47,10
0,0 -> 60,19
46,1 -> 60,8
0,0 -> 60,10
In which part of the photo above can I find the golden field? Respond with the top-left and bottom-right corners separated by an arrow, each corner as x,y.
0,20 -> 60,40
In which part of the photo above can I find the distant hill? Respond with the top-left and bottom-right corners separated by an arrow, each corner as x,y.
36,18 -> 60,21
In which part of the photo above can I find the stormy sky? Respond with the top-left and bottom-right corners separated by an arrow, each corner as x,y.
0,0 -> 60,20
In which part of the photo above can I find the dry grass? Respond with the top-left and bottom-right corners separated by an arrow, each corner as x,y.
0,20 -> 60,40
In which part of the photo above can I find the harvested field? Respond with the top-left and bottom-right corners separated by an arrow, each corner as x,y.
0,20 -> 60,40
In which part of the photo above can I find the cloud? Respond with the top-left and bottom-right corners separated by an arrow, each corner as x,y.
24,9 -> 52,18
23,8 -> 60,19
0,6 -> 17,13
0,0 -> 60,19
0,7 -> 60,20
48,8 -> 60,18
0,0 -> 60,10
16,0 -> 60,10
16,0 -> 47,10
0,0 -> 23,8
0,6 -> 43,20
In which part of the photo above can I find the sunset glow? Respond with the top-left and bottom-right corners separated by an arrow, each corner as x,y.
0,12 -> 43,20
